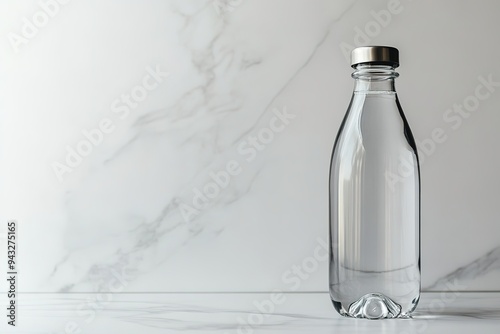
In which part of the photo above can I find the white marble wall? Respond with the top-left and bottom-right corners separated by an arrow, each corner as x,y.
0,0 -> 499,293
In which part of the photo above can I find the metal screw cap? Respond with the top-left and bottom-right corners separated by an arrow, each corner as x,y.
351,46 -> 399,68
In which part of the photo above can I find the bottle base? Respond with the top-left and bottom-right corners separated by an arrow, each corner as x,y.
333,293 -> 416,319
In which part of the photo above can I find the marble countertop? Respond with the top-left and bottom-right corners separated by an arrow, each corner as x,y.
2,292 -> 499,333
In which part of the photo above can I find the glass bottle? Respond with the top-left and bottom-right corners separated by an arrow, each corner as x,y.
329,46 -> 420,319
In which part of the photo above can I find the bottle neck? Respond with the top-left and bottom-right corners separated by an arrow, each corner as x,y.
352,64 -> 398,92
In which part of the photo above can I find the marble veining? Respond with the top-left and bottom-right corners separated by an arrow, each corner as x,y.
46,0 -> 358,293
426,246 -> 500,291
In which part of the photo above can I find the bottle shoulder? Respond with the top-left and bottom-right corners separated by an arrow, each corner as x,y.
332,98 -> 418,160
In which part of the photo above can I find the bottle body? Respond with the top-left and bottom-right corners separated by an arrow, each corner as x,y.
329,64 -> 420,319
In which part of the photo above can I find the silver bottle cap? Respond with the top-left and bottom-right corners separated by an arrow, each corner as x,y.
351,46 -> 399,68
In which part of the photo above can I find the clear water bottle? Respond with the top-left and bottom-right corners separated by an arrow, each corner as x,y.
329,46 -> 420,319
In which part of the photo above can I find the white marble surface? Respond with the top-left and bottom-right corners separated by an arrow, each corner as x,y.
0,0 -> 500,293
1,292 -> 500,333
